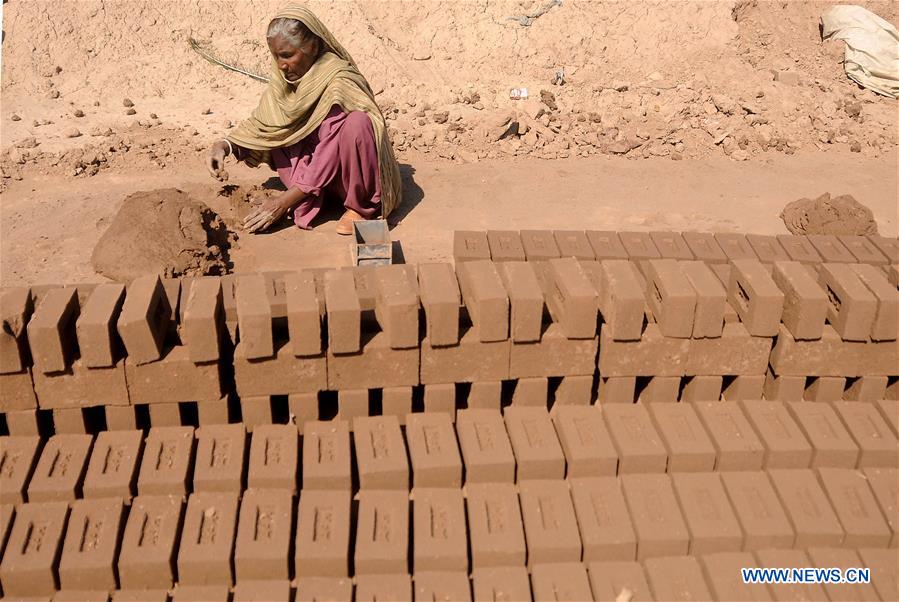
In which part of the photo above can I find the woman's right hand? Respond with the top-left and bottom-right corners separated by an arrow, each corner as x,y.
206,140 -> 230,181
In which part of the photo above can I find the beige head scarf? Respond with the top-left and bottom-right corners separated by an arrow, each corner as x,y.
228,3 -> 402,218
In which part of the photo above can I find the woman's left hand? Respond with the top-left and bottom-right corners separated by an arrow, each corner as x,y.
244,195 -> 291,233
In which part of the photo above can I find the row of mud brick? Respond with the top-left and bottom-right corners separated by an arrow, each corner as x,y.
1,403 -> 897,600
3,241 -> 898,419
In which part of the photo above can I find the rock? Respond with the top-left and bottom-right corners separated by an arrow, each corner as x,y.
125,108 -> 137,115
202,108 -> 212,115
775,71 -> 800,86
730,149 -> 749,161
123,98 -> 134,107
432,111 -> 449,124
10,114 -> 21,121
149,113 -> 158,119
48,89 -> 60,99
64,128 -> 82,138
94,101 -> 100,106
711,94 -> 737,115
611,81 -> 630,92
73,109 -> 85,118
740,102 -> 762,115
850,140 -> 862,152
89,126 -> 113,137
494,120 -> 519,141
844,101 -> 862,118
16,137 -> 38,149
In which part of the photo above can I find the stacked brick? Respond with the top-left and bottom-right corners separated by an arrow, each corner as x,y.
0,399 -> 896,600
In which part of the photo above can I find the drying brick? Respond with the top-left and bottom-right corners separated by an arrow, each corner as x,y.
0,501 -> 69,597
414,572 -> 470,602
504,406 -> 565,480
33,357 -> 129,409
473,567 -> 532,602
424,383 -> 456,415
679,375 -> 722,401
772,260 -> 828,340
519,479 -> 581,566
52,406 -> 88,434
874,399 -> 899,436
768,468 -> 844,547
550,407 -> 615,477
302,420 -> 351,491
27,286 -> 79,373
487,230 -> 526,262
137,426 -> 194,496
382,386 -> 413,423
511,376 -> 548,406
295,489 -> 351,578
818,262 -> 877,341
700,552 -> 768,602
648,403 -> 716,472
682,231 -> 727,263
671,472 -> 743,554
636,375 -> 680,403
127,344 -> 222,403
831,401 -> 899,467
862,467 -> 899,547
839,234 -> 889,263
455,408 -> 515,483
868,235 -> 899,262
769,324 -> 863,377
509,323 -> 597,378
740,400 -> 812,468
498,261 -> 544,343
117,275 -> 171,365
235,274 -> 273,360
586,230 -> 629,260
456,259 -> 509,342
353,489 -> 409,575
147,401 -> 182,427
520,229 -> 561,261
642,258 -> 696,337
82,429 -> 142,499
353,415 -> 409,489
412,488 -> 467,572
537,257 -> 598,338
808,234 -> 856,263
554,374 -> 593,405
453,230 -> 491,262
602,403 -> 667,473
182,276 -> 223,363
247,424 -> 298,493
374,264 -> 419,349
193,424 -> 246,492
406,412 -> 462,487
777,234 -> 823,263
618,231 -> 661,260
324,269 -> 360,354
804,376 -> 846,401
685,322 -> 771,376
598,323 -> 689,376
692,401 -> 764,470
620,473 -> 689,559
786,402 -> 858,468
420,326 -> 510,384
0,369 -> 37,412
858,548 -> 899,602
284,271 -> 322,357
417,262 -> 461,347
553,230 -> 594,260
27,433 -> 92,502
644,556 -> 714,602
719,471 -> 794,549
58,497 -> 124,591
649,231 -> 693,259
76,283 -> 126,368
851,262 -> 898,340
746,233 -> 790,263
0,287 -> 33,374
598,376 -> 636,403
755,549 -> 827,602
337,389 -> 368,424
586,561 -> 652,602
355,574 -> 412,602
844,375 -> 889,401
569,477 -> 636,562
0,436 -> 41,504
596,259 -> 645,341
807,547 -> 880,602
177,492 -> 239,586
818,467 -> 891,547
763,371 -> 806,401
234,489 -> 293,582
679,260 -> 725,338
234,338 -> 325,397
532,563 -> 593,602
233,581 -> 291,602
714,232 -> 757,261
105,405 -> 139,431
728,258 -> 784,336
465,483 -> 526,568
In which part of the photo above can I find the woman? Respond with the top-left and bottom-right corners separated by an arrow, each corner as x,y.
206,4 -> 402,235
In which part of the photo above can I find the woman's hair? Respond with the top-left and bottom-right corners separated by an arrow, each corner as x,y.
267,17 -> 319,52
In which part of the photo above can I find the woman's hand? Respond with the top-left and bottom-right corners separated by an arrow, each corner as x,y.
243,188 -> 307,234
206,140 -> 231,181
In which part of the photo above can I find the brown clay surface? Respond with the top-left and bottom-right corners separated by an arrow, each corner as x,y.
354,574 -> 412,602
785,402 -> 859,468
413,571 -> 472,602
740,401 -> 813,469
831,401 -> 899,467
862,467 -> 899,548
0,501 -> 69,597
352,415 -> 409,490
472,566 -> 532,602
817,467 -> 891,548
295,577 -> 353,602
647,402 -> 716,473
232,580 -> 292,602
193,423 -> 246,492
58,497 -> 125,591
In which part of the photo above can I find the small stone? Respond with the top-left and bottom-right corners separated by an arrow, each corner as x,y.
202,108 -> 212,115
433,111 -> 449,124
844,101 -> 862,118
64,128 -> 82,138
94,100 -> 100,106
123,98 -> 134,107
49,89 -> 60,99
10,114 -> 21,121
73,109 -> 85,118
125,108 -> 136,115
850,141 -> 862,152
149,113 -> 158,119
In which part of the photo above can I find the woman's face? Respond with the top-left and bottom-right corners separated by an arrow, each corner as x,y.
268,34 -> 318,82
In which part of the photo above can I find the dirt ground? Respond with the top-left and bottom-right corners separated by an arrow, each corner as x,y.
1,0 -> 897,286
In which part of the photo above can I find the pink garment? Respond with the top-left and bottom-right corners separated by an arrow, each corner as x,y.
270,106 -> 382,229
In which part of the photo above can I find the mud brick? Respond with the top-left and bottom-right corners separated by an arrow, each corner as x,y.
466,381 -> 501,411
58,497 -> 124,591
863,467 -> 898,547
456,260 -> 509,342
858,338 -> 899,377
595,259 -> 645,341
875,399 -> 899,436
235,339 -> 325,397
602,403 -> 667,473
615,231 -> 659,260
53,590 -> 112,601
302,420 -> 351,491
599,323 -> 689,377
247,424 -> 298,493
755,549 -> 827,602
551,230 -> 593,260
466,483 -> 526,568
807,234 -> 854,263
692,401 -> 764,470
0,368 -> 38,412
644,556 -> 713,602
232,581 -> 291,602
27,287 -> 79,374
413,571 -> 470,602
4,409 -> 40,436
510,377 -> 547,406
645,231 -> 691,260
670,472 -> 743,554
196,396 -> 229,425
117,275 -> 171,365
355,574 -> 412,602
767,468 -> 843,546
620,473 -> 689,559
678,232 -> 724,263
745,234 -> 789,264
0,287 -> 33,374
770,324 -> 862,376
819,263 -> 878,341
75,283 -> 126,369
127,344 -> 222,403
192,424 -> 246,493
586,231 -> 628,260
354,489 -> 409,575
818,467 -> 890,547
677,262 -> 724,339
145,401 -> 182,427
219,274 -> 238,341
33,357 -> 129,409
27,433 -> 91,502
777,234 -> 823,264
51,406 -> 87,434
472,567 -> 531,602
803,376 -> 845,401
714,232 -> 757,261
728,258 -> 784,336
234,274 -> 274,360
0,501 -> 68,596
372,266 -> 419,350
510,325 -> 597,380
353,415 -> 408,489
406,412 -> 462,487
417,263 -> 460,347
831,401 -> 899,466
867,235 -> 899,263
82,430 -> 142,499
722,375 -> 766,400
504,406 -> 565,480
719,471 -> 794,549
286,391 -> 318,429
840,234 -> 889,263
453,230 -> 491,262
699,552 -> 772,602
0,503 -> 11,563
568,477 -> 635,562
637,376 -> 680,403
598,376 -> 636,403
497,261 -> 543,343
0,437 -> 40,506
335,389 -> 366,424
648,403 -> 715,472
455,409 -> 515,483
740,400 -> 812,468
182,276 -> 223,363
294,489 -> 351,578
487,230 -> 526,262
322,269 -> 360,355
549,376 -> 588,407
550,405 -> 616,477
786,402 -> 858,468
412,488 -> 467,572
587,561 -> 652,602
772,261 -> 827,340
179,495 -> 240,589
518,229 -> 559,261
763,371 -> 805,401
296,577 -> 353,602
518,480 -> 581,566
858,547 -> 899,602
531,562 -> 592,602
807,547 -> 879,602
851,263 -> 898,341
844,376 -> 888,402
422,383 -> 455,415
421,326 -> 510,384
137,426 -> 194,496
232,489 -> 293,582
680,375 -> 723,401
118,495 -> 183,590
281,272 -> 322,357
331,332 -> 420,390
171,584 -> 230,602
537,257 -> 598,339
239,396 -> 272,431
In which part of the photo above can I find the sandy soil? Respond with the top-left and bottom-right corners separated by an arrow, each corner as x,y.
0,1 -> 897,286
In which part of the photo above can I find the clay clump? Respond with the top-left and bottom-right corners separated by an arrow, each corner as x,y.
780,192 -> 878,236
